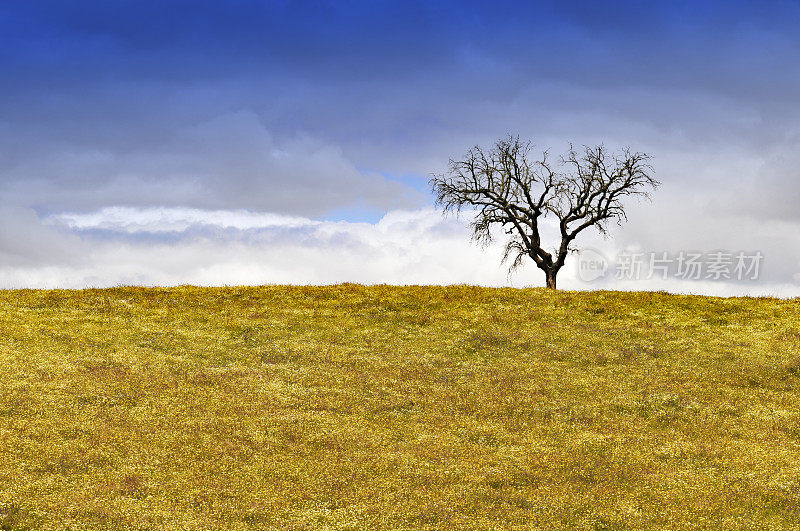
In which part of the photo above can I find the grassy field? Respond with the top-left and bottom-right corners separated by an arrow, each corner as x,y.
0,285 -> 799,529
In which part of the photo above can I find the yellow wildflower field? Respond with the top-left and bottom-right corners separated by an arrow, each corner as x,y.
0,285 -> 799,529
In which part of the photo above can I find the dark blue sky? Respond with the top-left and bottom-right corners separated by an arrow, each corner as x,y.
2,1 -> 800,291
3,0 -> 799,215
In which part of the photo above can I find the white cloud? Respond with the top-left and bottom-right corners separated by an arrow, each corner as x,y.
4,207 -> 525,289
49,206 -> 319,233
0,205 -> 796,298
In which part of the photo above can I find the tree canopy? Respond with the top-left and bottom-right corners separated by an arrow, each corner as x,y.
431,136 -> 658,289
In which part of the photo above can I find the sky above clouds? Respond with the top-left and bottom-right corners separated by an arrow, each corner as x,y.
1,0 -> 800,295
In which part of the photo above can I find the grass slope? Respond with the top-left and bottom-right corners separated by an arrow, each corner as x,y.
1,285 -> 799,529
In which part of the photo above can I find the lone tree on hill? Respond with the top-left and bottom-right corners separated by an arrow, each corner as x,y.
431,136 -> 658,289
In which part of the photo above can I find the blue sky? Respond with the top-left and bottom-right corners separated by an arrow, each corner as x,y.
2,1 -> 800,293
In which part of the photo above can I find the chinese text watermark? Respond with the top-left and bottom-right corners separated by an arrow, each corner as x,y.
577,249 -> 763,283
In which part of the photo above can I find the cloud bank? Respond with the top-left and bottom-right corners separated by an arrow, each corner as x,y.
0,205 -> 790,297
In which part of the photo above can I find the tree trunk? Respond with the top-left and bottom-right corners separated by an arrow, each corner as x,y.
545,268 -> 558,290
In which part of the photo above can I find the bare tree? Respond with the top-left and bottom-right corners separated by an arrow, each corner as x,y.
431,136 -> 658,289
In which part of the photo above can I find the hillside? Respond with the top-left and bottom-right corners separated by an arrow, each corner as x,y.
1,285 -> 799,529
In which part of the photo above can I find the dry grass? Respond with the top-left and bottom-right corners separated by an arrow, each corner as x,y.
0,285 -> 799,529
